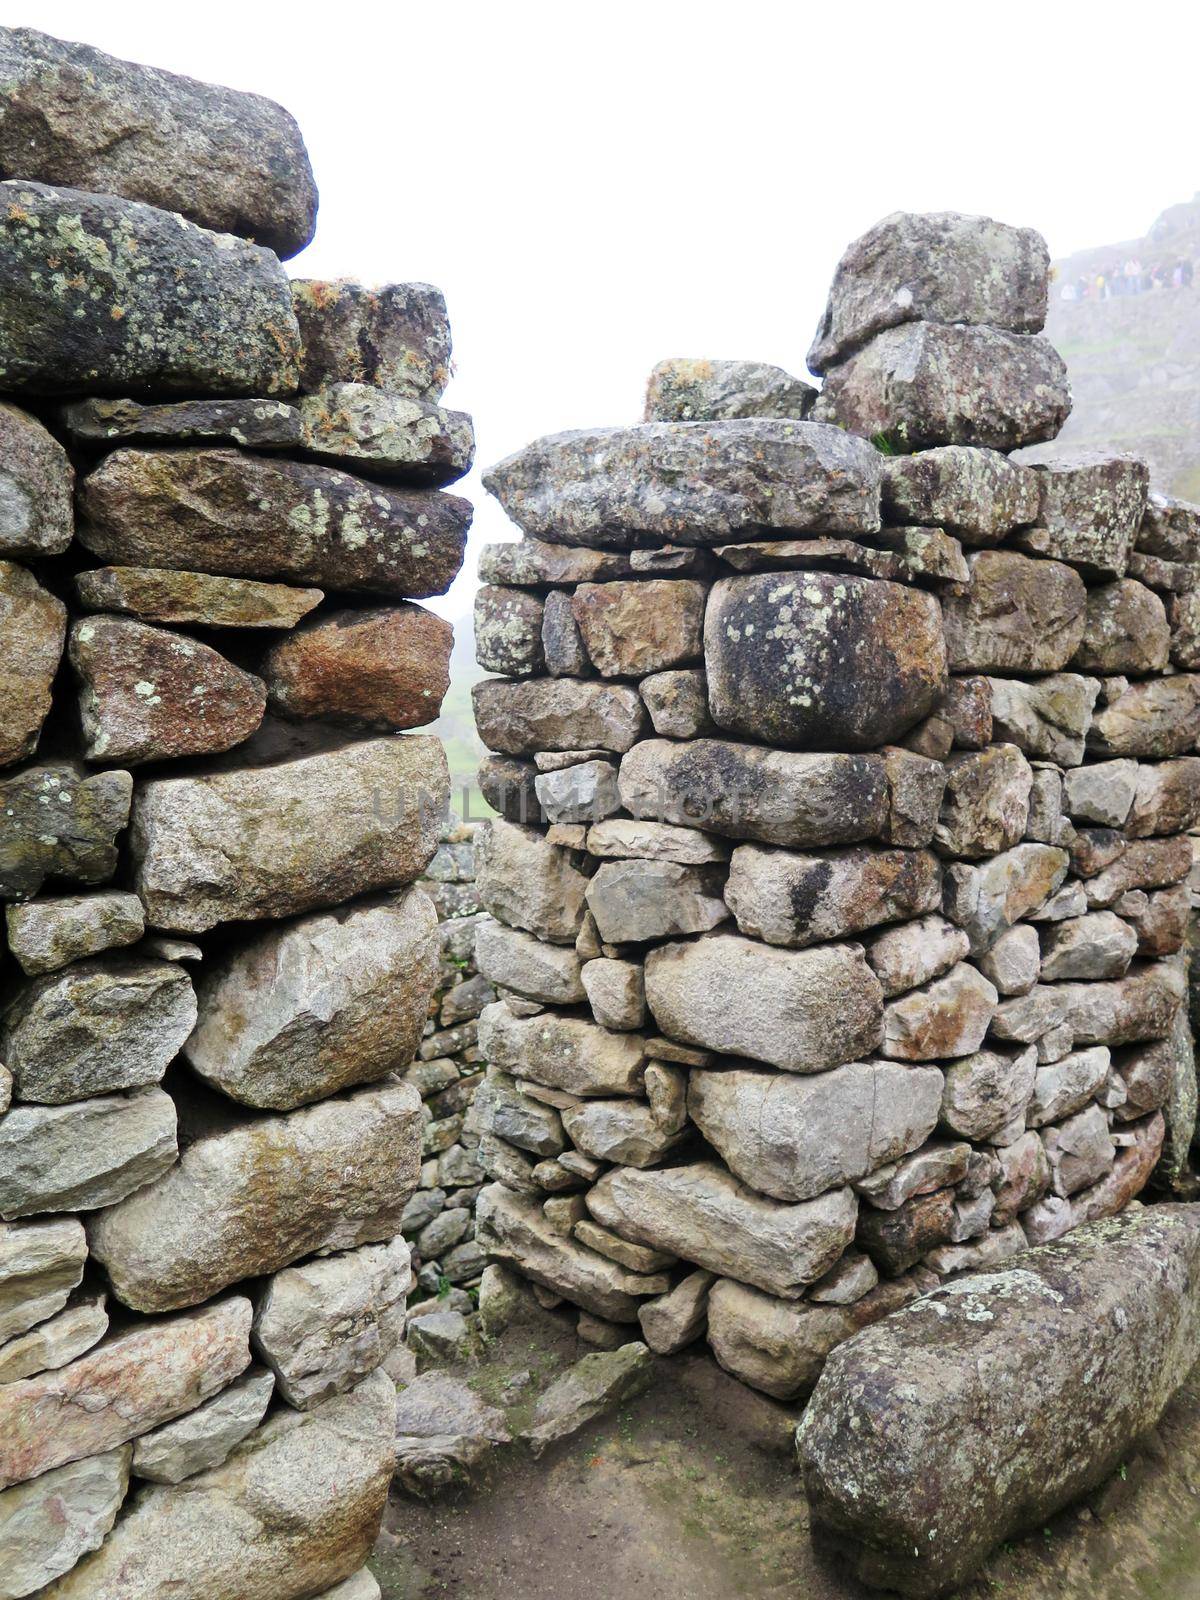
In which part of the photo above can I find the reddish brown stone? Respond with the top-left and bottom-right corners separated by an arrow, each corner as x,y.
0,561 -> 66,769
265,605 -> 452,730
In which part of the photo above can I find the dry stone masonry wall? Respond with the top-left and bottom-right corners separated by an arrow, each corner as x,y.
471,209 -> 1200,1401
0,27 -> 470,1600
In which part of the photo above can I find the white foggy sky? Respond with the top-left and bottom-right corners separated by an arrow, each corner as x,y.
11,0 -> 1200,622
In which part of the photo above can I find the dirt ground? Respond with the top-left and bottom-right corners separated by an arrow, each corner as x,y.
370,1304 -> 1200,1600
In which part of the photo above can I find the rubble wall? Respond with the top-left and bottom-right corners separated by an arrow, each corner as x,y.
0,26 -> 470,1599
471,210 -> 1200,1400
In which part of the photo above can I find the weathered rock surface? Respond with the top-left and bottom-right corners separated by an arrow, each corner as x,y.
942,551 -> 1085,674
80,449 -> 468,598
61,396 -> 304,451
473,677 -> 647,755
798,1208 -> 1200,1598
1088,675 -> 1200,758
1039,911 -> 1138,982
477,1003 -> 644,1097
585,858 -> 728,944
0,763 -> 133,902
619,738 -> 888,848
1126,758 -> 1200,838
637,1270 -> 714,1354
475,585 -> 545,677
814,323 -> 1070,453
0,27 -> 317,255
292,280 -> 451,400
0,1087 -> 177,1220
941,1044 -> 1037,1141
1073,579 -> 1170,673
5,890 -> 144,976
0,1292 -> 108,1385
1056,961 -> 1186,1047
882,962 -> 997,1060
475,818 -> 589,943
1063,759 -> 1138,827
475,918 -> 585,1004
1,956 -> 195,1103
0,1217 -> 87,1344
586,818 -> 728,865
41,1370 -> 396,1600
0,182 -> 299,396
581,957 -> 645,1030
560,1100 -> 686,1168
808,212 -> 1049,373
523,1342 -> 654,1456
483,420 -> 882,548
985,674 -> 1100,766
644,358 -> 815,422
534,760 -> 620,824
587,1162 -> 857,1299
863,915 -> 970,998
572,579 -> 706,676
0,1296 -> 251,1491
934,745 -> 1032,858
131,1368 -> 274,1484
880,446 -> 1038,544
644,934 -> 883,1072
74,566 -> 322,630
705,572 -> 946,750
86,1080 -> 422,1313
131,736 -> 446,933
297,384 -> 473,486
0,401 -> 73,558
943,842 -> 1069,952
1019,454 -> 1150,578
0,561 -> 66,769
69,616 -> 265,763
393,1370 -> 511,1499
725,844 -> 940,947
0,1447 -> 129,1598
252,1237 -> 408,1408
1027,1047 -> 1110,1128
688,1061 -> 942,1202
265,605 -> 452,729
185,890 -> 438,1110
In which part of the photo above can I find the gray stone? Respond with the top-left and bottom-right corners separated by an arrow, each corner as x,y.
0,1218 -> 87,1344
644,933 -> 882,1073
1039,911 -> 1138,982
1027,1047 -> 1110,1128
4,891 -> 145,976
393,1370 -> 511,1499
976,923 -> 1040,996
705,571 -> 945,751
473,1070 -> 566,1158
814,322 -> 1069,453
882,962 -> 997,1061
185,890 -> 438,1111
0,1293 -> 107,1385
619,738 -> 888,848
688,1061 -> 942,1203
560,1100 -> 686,1167
0,1447 -> 129,1599
586,858 -> 728,944
941,1044 -> 1037,1141
0,182 -> 299,395
534,760 -> 620,824
0,401 -> 73,558
644,358 -> 815,421
942,842 -> 1069,953
637,1270 -> 714,1354
934,745 -> 1032,858
880,446 -> 1039,544
0,561 -> 65,769
1083,836 -> 1192,908
475,818 -> 589,944
587,1162 -> 857,1299
585,818 -> 728,864
808,211 -> 1049,372
1126,757 -> 1200,838
0,1087 -> 176,1220
477,1003 -> 644,1097
854,1142 -> 971,1211
132,1368 -> 275,1484
73,565 -> 322,630
1020,454 -> 1150,578
639,668 -> 712,738
942,551 -> 1085,674
475,919 -> 584,1004
581,958 -> 645,1030
61,396 -> 304,451
1056,961 -> 1186,1047
87,1079 -> 422,1314
477,540 -> 636,587
989,983 -> 1069,1044
474,585 -> 545,676
79,449 -> 468,599
809,1252 -> 881,1305
725,844 -> 940,948
523,1342 -> 654,1457
985,674 -> 1101,766
1073,579 -> 1170,673
1088,675 -> 1200,758
1062,759 -> 1138,827
297,384 -> 472,486
2,956 -> 194,1103
881,747 -> 947,848
131,736 -> 446,933
1043,1104 -> 1115,1197
483,420 -> 882,549
863,915 -> 970,998
474,677 -> 647,755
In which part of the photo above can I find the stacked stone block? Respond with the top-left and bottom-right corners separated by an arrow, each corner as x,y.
0,27 -> 469,1599
470,210 -> 1200,1401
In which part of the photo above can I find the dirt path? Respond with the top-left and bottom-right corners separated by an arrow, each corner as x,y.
371,1312 -> 1200,1600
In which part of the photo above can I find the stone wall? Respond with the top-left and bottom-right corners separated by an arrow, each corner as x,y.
470,210 -> 1200,1401
0,27 -> 469,1599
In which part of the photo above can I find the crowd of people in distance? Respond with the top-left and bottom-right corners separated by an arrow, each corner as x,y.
1060,257 -> 1195,300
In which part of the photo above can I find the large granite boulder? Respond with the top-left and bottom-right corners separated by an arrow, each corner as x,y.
483,420 -> 882,548
130,736 -> 446,933
798,1208 -> 1200,1597
0,182 -> 299,396
644,933 -> 883,1072
79,449 -> 468,598
705,572 -> 946,750
688,1061 -> 942,1201
0,401 -> 73,558
185,890 -> 439,1110
0,561 -> 66,769
40,1370 -> 396,1600
814,323 -> 1070,453
86,1080 -> 423,1313
0,26 -> 317,256
808,212 -> 1049,373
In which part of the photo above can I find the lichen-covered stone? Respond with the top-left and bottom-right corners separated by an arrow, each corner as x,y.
69,616 -> 265,764
799,1209 -> 1200,1597
0,27 -> 317,256
483,420 -> 882,549
0,562 -> 66,769
265,605 -> 452,729
0,182 -> 300,396
1019,454 -> 1150,578
808,211 -> 1049,373
880,446 -> 1039,544
79,449 -> 468,598
0,764 -> 132,902
87,1080 -> 422,1313
1073,578 -> 1170,674
814,323 -> 1070,453
474,585 -> 546,677
934,745 -> 1032,858
644,358 -> 815,421
0,401 -> 73,558
292,280 -> 451,400
572,579 -> 706,676
131,736 -> 446,933
297,384 -> 473,486
61,395 -> 304,451
942,551 -> 1085,674
705,572 -> 946,750
185,890 -> 439,1110
74,566 -> 322,630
